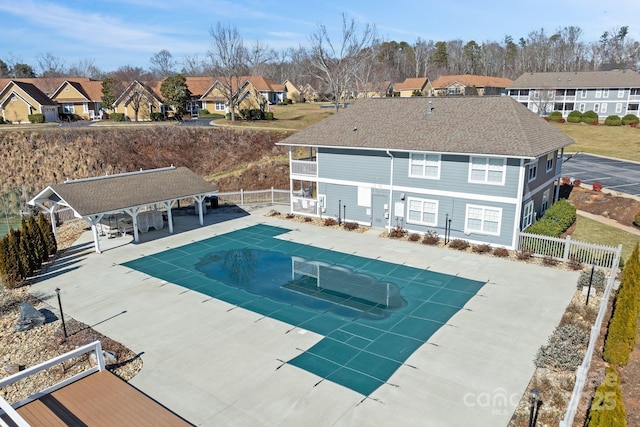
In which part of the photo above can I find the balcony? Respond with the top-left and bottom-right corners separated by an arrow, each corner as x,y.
291,196 -> 318,215
291,160 -> 317,177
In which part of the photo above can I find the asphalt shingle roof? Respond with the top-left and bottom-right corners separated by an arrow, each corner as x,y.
508,70 -> 640,89
40,167 -> 216,217
277,97 -> 575,158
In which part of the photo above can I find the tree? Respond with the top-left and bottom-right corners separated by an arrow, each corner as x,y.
101,77 -> 116,112
68,59 -> 102,79
463,40 -> 481,74
181,55 -> 209,76
0,59 -> 9,77
150,49 -> 176,79
13,63 -> 36,78
431,41 -> 448,71
160,74 -> 192,119
37,52 -> 66,77
208,23 -> 249,121
305,14 -> 377,111
37,212 -> 56,257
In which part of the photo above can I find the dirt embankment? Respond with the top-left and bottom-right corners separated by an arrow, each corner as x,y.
0,127 -> 291,193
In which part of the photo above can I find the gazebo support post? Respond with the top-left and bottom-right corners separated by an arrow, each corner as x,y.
86,214 -> 104,254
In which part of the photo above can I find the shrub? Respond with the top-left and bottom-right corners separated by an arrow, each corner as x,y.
264,111 -> 274,120
527,199 -> 576,237
150,112 -> 164,121
240,108 -> 265,121
285,213 -> 295,219
472,244 -> 491,254
110,113 -> 125,122
526,218 -> 563,237
568,256 -> 583,270
28,113 -> 45,123
557,117 -> 565,123
581,110 -> 599,125
422,230 -> 440,245
516,249 -> 532,260
604,115 -> 622,126
567,110 -> 582,123
199,109 -> 210,115
343,221 -> 359,231
577,268 -> 607,293
543,255 -> 558,266
449,239 -> 469,250
323,217 -> 338,226
535,323 -> 588,370
621,114 -> 639,126
388,225 -> 406,238
586,366 -> 626,427
408,232 -> 421,242
548,111 -> 563,122
303,216 -> 313,222
493,247 -> 509,257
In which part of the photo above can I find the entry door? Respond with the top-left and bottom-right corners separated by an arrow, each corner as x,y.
372,193 -> 388,228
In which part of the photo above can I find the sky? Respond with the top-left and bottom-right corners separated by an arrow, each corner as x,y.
1,0 -> 638,74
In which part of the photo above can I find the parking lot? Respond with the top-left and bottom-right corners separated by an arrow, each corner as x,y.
562,153 -> 640,196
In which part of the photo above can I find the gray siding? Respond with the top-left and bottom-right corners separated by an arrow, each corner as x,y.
318,148 -> 390,185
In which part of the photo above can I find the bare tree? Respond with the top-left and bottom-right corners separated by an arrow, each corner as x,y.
208,23 -> 249,121
37,52 -> 66,77
181,54 -> 209,76
305,14 -> 377,111
247,40 -> 276,76
150,49 -> 176,79
67,59 -> 102,79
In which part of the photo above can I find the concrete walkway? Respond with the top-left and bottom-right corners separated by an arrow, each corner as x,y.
30,208 -> 579,427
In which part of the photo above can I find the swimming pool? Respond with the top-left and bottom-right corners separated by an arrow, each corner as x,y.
122,224 -> 486,395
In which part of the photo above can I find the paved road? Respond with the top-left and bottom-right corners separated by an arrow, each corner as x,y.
561,153 -> 640,196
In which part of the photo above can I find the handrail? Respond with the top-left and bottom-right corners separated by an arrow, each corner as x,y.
0,340 -> 105,424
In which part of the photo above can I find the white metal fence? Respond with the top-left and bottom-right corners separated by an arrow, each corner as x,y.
518,232 -> 622,269
215,188 -> 289,207
559,250 -> 621,426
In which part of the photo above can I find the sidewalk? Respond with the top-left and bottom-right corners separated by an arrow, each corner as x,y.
577,209 -> 640,236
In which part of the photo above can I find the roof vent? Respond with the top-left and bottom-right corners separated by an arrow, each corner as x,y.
428,100 -> 434,115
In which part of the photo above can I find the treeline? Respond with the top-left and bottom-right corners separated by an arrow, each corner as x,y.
0,24 -> 637,92
0,213 -> 57,288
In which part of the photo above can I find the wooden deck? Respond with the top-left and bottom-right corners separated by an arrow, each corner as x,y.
2,371 -> 192,426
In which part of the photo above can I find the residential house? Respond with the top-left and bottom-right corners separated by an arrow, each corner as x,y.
240,76 -> 286,107
300,83 -> 320,102
50,79 -> 103,120
112,80 -> 164,121
193,76 -> 286,116
394,77 -> 431,97
354,81 -> 393,99
283,80 -> 302,103
0,80 -> 59,123
507,70 -> 640,119
430,74 -> 513,96
277,96 -> 574,249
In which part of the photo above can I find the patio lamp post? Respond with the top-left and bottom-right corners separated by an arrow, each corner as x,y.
55,287 -> 68,338
528,388 -> 540,427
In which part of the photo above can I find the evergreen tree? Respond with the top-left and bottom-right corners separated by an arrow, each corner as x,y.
37,212 -> 57,256
27,214 -> 46,264
101,77 -> 116,112
160,74 -> 192,118
19,218 -> 38,275
8,229 -> 25,285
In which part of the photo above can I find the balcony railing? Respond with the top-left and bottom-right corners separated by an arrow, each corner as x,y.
291,160 -> 317,177
291,196 -> 318,215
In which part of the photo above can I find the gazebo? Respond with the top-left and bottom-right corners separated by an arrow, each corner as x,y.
28,166 -> 217,253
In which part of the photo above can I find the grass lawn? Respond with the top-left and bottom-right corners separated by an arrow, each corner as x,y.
212,102 -> 335,131
553,122 -> 640,162
571,214 -> 640,263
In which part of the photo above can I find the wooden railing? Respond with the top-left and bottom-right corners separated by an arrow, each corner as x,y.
0,340 -> 105,426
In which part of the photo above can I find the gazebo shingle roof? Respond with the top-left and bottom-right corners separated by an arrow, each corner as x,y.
277,97 -> 575,158
44,166 -> 216,217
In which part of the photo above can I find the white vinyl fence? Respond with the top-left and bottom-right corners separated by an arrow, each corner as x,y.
215,188 -> 290,207
518,232 -> 622,269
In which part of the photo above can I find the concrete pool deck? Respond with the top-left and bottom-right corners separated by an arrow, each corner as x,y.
29,207 -> 580,426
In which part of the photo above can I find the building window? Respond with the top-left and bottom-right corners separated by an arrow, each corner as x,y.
618,88 -> 625,98
601,103 -> 607,113
602,89 -> 609,98
541,189 -> 550,213
579,103 -> 586,112
522,200 -> 534,230
566,89 -> 576,97
62,103 -> 74,114
407,198 -> 438,226
581,89 -> 587,98
594,104 -> 600,113
546,153 -> 554,172
409,153 -> 441,179
629,104 -> 639,111
616,103 -> 623,113
595,89 -> 602,98
527,163 -> 537,182
215,102 -> 225,111
469,157 -> 505,185
465,205 -> 502,235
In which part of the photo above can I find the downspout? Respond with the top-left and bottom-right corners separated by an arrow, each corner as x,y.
386,150 -> 395,232
554,147 -> 564,202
